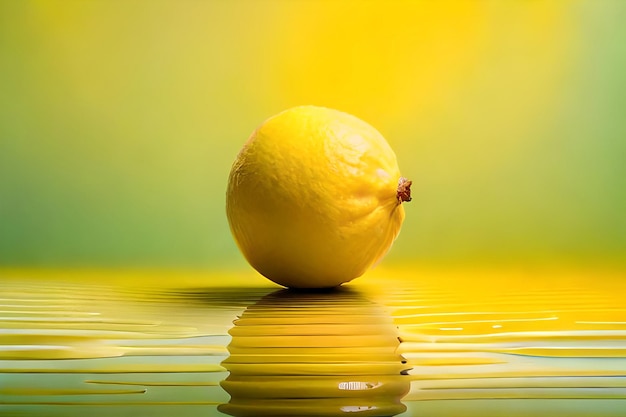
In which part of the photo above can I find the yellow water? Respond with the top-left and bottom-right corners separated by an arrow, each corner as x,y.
0,268 -> 625,416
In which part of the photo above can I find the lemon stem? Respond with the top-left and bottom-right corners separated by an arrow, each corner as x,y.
397,177 -> 412,203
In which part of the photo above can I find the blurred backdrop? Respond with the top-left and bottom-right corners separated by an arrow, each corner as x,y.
1,0 -> 625,270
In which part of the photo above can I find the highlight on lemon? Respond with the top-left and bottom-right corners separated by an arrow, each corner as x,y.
226,106 -> 411,288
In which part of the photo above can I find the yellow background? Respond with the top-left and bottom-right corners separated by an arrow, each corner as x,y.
1,1 -> 625,271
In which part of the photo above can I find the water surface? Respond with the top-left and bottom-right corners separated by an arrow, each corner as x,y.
1,269 -> 625,416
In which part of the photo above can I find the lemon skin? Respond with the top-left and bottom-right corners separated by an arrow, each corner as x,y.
226,106 -> 410,288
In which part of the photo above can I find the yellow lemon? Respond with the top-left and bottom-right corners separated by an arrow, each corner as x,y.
226,106 -> 411,288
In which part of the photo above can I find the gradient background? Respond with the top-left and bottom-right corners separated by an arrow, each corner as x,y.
1,0 -> 625,272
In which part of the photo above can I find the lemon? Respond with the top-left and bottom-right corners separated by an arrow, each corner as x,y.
226,106 -> 411,288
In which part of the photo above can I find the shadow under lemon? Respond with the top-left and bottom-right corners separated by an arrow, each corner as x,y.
218,288 -> 411,417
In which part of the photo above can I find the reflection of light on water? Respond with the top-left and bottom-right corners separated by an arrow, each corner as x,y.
2,270 -> 626,416
375,271 -> 626,409
0,278 -> 269,416
338,381 -> 383,390
219,288 -> 410,417
341,405 -> 378,412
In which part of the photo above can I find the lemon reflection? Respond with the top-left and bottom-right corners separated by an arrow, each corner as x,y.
219,288 -> 410,417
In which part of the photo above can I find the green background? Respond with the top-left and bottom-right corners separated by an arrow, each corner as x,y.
1,0 -> 625,270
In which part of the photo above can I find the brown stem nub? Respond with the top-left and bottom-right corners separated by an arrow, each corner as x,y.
397,177 -> 412,203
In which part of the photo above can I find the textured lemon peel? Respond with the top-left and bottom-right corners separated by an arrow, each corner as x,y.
226,106 -> 409,288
